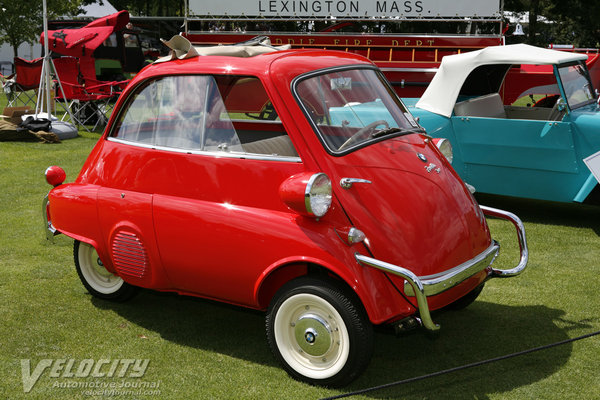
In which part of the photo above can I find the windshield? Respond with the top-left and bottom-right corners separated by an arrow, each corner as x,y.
557,61 -> 596,109
294,68 -> 421,153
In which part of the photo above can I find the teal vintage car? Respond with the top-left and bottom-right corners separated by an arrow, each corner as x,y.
402,43 -> 600,204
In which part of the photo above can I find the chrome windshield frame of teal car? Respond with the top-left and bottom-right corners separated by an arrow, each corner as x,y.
557,61 -> 597,110
405,43 -> 600,204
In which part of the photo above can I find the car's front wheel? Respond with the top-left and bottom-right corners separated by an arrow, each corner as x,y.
266,277 -> 373,387
74,240 -> 137,301
444,283 -> 485,310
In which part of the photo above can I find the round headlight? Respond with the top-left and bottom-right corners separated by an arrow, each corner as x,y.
434,138 -> 453,164
280,172 -> 333,218
305,173 -> 332,217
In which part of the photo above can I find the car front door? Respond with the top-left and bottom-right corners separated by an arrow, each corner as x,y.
450,114 -> 579,202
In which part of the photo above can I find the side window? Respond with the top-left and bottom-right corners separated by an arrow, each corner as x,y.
111,75 -> 298,158
112,75 -> 242,151
123,33 -> 139,48
102,33 -> 118,48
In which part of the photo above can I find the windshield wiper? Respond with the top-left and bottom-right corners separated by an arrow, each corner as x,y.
371,126 -> 426,138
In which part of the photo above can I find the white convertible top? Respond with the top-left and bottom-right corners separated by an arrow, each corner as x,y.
415,43 -> 588,117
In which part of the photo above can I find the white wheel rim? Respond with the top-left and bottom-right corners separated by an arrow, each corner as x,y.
274,293 -> 350,380
78,242 -> 124,295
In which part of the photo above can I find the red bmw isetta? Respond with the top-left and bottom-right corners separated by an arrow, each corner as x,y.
43,38 -> 528,387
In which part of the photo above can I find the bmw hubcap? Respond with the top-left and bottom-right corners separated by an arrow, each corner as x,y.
294,313 -> 332,356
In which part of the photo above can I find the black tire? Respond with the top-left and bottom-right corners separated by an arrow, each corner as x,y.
73,240 -> 137,301
266,277 -> 373,387
444,283 -> 485,311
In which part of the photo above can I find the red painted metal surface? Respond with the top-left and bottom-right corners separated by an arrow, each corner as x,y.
46,49 -> 493,324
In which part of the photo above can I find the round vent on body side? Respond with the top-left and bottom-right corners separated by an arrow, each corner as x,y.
111,231 -> 149,279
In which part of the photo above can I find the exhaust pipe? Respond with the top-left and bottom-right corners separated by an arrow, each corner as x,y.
393,316 -> 423,335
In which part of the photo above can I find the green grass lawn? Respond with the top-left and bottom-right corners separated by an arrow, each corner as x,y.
1,130 -> 600,399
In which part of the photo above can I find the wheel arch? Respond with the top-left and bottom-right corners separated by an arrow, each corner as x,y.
64,234 -> 116,273
254,257 -> 374,322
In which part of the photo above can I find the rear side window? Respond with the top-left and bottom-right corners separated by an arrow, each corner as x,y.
111,75 -> 298,158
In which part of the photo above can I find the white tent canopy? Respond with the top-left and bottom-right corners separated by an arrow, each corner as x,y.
78,0 -> 118,18
415,43 -> 588,117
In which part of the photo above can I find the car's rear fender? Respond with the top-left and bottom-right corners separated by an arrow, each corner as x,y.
46,183 -> 113,272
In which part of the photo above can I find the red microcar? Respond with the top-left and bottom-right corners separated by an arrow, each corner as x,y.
43,37 -> 528,387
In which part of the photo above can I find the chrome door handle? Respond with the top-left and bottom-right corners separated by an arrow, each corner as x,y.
340,178 -> 372,189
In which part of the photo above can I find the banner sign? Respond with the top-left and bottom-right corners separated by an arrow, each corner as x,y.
189,0 -> 501,18
584,151 -> 600,184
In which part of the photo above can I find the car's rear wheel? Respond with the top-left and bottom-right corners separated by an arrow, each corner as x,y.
266,277 -> 373,387
74,240 -> 137,301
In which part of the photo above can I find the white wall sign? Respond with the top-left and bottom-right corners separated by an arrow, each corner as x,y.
189,0 -> 501,18
584,151 -> 600,184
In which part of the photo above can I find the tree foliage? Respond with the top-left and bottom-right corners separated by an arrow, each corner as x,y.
0,0 -> 83,58
504,0 -> 600,47
110,0 -> 185,17
545,0 -> 600,47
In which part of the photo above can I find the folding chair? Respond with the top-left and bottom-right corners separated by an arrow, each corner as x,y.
78,57 -> 129,128
52,56 -> 110,131
5,57 -> 43,107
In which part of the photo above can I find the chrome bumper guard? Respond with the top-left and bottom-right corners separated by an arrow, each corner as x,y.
42,194 -> 59,242
355,205 -> 528,331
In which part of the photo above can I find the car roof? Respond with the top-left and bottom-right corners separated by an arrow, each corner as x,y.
131,35 -> 374,88
415,43 -> 588,117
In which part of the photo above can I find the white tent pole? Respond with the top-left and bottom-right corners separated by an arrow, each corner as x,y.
42,0 -> 51,116
35,0 -> 76,126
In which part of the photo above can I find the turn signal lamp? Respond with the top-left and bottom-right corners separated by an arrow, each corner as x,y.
336,226 -> 366,246
279,172 -> 332,218
433,138 -> 453,164
45,166 -> 66,187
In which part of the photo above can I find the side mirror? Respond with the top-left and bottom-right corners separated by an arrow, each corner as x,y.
556,97 -> 566,112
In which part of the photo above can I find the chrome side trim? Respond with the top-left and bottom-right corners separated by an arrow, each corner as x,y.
355,253 -> 440,331
480,205 -> 529,278
42,194 -> 58,242
106,137 -> 302,163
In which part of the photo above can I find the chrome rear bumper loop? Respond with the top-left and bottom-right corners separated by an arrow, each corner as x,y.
355,205 -> 528,332
479,205 -> 529,278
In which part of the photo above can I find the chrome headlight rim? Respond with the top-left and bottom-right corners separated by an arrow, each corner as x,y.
304,173 -> 332,218
435,138 -> 453,164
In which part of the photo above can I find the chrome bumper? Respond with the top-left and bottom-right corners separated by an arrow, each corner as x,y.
355,205 -> 528,331
42,194 -> 59,242
479,206 -> 529,278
